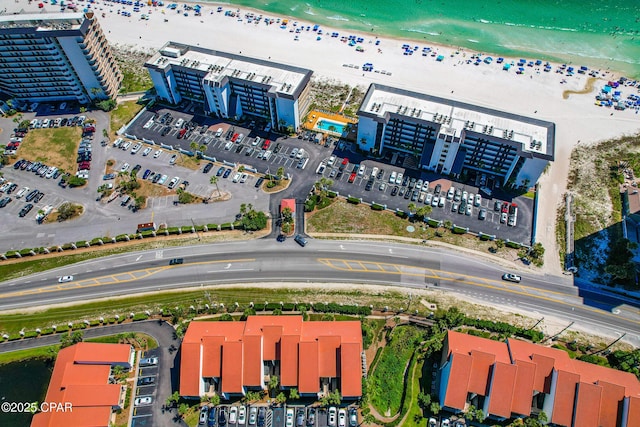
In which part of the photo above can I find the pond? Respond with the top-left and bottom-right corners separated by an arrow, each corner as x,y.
0,358 -> 54,426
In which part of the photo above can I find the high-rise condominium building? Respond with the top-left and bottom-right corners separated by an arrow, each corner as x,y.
0,12 -> 121,104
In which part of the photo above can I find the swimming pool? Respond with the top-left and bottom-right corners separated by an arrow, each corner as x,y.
315,119 -> 347,134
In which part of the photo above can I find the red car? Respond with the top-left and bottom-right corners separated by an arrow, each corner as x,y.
83,125 -> 96,133
348,172 -> 357,183
178,128 -> 187,139
501,202 -> 509,214
78,161 -> 91,170
262,139 -> 271,150
231,133 -> 239,142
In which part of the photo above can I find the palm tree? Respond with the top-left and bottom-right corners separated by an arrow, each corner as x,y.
407,202 -> 417,214
209,175 -> 220,197
189,141 -> 198,153
199,144 -> 207,153
276,166 -> 284,180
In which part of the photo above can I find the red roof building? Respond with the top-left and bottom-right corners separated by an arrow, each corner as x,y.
31,342 -> 134,427
439,331 -> 640,426
180,316 -> 362,399
280,199 -> 296,214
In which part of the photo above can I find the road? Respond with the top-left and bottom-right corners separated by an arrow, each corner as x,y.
1,239 -> 639,346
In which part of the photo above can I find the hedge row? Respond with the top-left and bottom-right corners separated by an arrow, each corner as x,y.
347,197 -> 361,204
463,317 -> 544,342
371,203 -> 385,211
313,302 -> 371,316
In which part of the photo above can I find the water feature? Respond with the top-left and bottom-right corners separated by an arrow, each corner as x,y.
0,358 -> 54,426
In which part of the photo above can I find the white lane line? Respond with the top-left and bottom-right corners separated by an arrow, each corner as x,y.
206,268 -> 255,273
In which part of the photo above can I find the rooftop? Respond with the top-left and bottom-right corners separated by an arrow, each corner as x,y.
146,42 -> 313,98
359,84 -> 555,160
0,12 -> 86,32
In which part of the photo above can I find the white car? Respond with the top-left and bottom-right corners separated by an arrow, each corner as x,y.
428,418 -> 437,427
474,193 -> 482,206
142,147 -> 152,156
422,181 -> 430,192
290,147 -> 299,158
120,163 -> 130,173
395,173 -> 403,185
232,172 -> 242,183
389,171 -> 397,184
286,409 -> 294,427
230,407 -> 238,424
431,196 -> 439,207
240,173 -> 248,183
296,148 -> 305,159
121,141 -> 132,151
139,357 -> 158,366
238,406 -> 246,425
441,419 -> 450,427
338,409 -> 346,427
58,275 -> 74,283
168,176 -> 180,189
328,407 -> 337,427
425,193 -> 433,205
113,138 -> 123,148
357,164 -> 366,176
134,396 -> 153,406
131,143 -> 142,154
169,154 -> 177,165
252,136 -> 261,146
327,155 -> 336,166
16,187 -> 30,199
224,141 -> 233,151
153,149 -> 163,158
502,273 -> 522,283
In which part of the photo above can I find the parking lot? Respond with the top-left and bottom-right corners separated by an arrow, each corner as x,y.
0,102 -> 535,252
197,404 -> 354,427
131,350 -> 161,426
125,106 -> 533,244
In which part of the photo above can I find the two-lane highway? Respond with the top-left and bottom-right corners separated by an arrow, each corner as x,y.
1,239 -> 638,346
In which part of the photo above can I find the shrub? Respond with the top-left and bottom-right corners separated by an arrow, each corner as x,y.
506,241 -> 522,249
452,226 -> 468,234
304,199 -> 316,212
133,313 -> 149,321
166,227 -> 180,234
207,224 -> 218,230
347,196 -> 361,204
220,222 -> 233,230
327,191 -> 338,198
371,203 -> 385,211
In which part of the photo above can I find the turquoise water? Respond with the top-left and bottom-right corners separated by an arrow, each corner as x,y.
215,0 -> 640,78
315,119 -> 346,134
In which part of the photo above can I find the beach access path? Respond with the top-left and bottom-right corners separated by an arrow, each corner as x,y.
6,0 -> 640,274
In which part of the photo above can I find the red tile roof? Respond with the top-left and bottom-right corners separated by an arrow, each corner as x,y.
487,362 -> 517,419
298,341 -> 319,394
31,343 -> 131,427
446,331 -> 510,363
181,316 -> 362,397
280,335 -> 300,387
511,360 -> 536,416
180,341 -> 202,397
573,359 -> 640,396
243,335 -> 263,387
551,370 -> 580,427
468,350 -> 495,396
340,342 -> 363,397
443,352 -> 472,410
626,396 -> 640,427
280,199 -> 296,214
597,381 -> 626,427
221,341 -> 244,393
573,382 -> 602,427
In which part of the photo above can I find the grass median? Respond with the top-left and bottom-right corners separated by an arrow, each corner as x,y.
110,100 -> 144,134
17,126 -> 82,173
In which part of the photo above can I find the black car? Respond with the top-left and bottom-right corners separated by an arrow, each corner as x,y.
365,180 -> 373,191
132,165 -> 142,176
257,408 -> 266,427
273,143 -> 281,153
6,183 -> 17,194
277,234 -> 286,242
53,170 -> 62,179
203,163 -> 214,173
143,169 -> 152,179
434,184 -> 442,195
404,189 -> 411,199
0,197 -> 11,208
216,167 -> 225,177
60,118 -> 68,126
169,258 -> 184,265
307,408 -> 315,426
19,203 -> 33,217
33,192 -> 44,203
255,177 -> 264,188
398,187 -> 406,197
13,160 -> 24,169
336,171 -> 343,180
137,376 -> 156,386
235,145 -> 244,154
223,169 -> 231,179
152,174 -> 161,184
391,186 -> 399,196
218,408 -> 227,427
377,169 -> 384,180
25,189 -> 39,202
402,175 -> 409,187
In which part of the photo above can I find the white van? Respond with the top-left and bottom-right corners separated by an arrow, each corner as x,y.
215,128 -> 223,137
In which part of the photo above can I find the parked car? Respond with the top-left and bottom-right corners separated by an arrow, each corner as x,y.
338,409 -> 346,427
142,147 -> 152,156
230,407 -> 238,424
257,407 -> 266,427
208,407 -> 218,427
203,163 -> 214,173
134,396 -> 153,406
169,154 -> 178,164
168,177 -> 180,189
120,163 -> 130,173
328,407 -> 337,427
296,409 -> 305,427
348,408 -> 357,427
200,406 -> 209,426
139,357 -> 158,366
238,406 -> 246,425
286,409 -> 294,427
138,376 -> 156,386
153,149 -> 163,158
249,407 -> 257,426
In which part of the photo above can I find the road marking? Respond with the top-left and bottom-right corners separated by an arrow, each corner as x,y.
224,263 -> 232,270
206,268 -> 255,273
136,255 -> 143,261
156,250 -> 163,259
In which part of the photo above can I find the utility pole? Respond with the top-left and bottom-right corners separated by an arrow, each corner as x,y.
590,333 -> 626,355
544,321 -> 574,343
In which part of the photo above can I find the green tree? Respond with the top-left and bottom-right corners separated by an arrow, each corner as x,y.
241,307 -> 256,321
210,175 -> 220,197
269,375 -> 279,391
274,392 -> 287,404
219,313 -> 234,321
276,166 -> 285,180
407,202 -> 417,214
429,402 -> 440,415
190,141 -> 198,153
166,391 -> 180,408
417,392 -> 431,408
57,202 -> 80,221
415,205 -> 432,221
494,239 -> 505,251
95,99 -> 116,111
288,388 -> 300,400
281,207 -> 294,225
178,403 -> 189,416
60,330 -> 84,348
241,208 -> 268,231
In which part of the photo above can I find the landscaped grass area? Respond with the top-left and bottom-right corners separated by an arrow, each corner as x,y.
110,100 -> 144,134
0,288 -> 409,337
368,325 -> 423,416
400,358 -> 425,427
16,126 -> 82,173
306,199 -> 515,257
0,344 -> 58,365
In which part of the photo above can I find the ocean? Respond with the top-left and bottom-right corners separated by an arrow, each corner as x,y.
217,0 -> 640,78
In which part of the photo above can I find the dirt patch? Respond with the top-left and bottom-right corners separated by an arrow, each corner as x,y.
176,154 -> 202,170
17,127 -> 83,173
262,179 -> 291,193
562,76 -> 598,99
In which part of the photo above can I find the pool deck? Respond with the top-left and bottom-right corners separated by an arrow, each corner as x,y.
304,110 -> 357,132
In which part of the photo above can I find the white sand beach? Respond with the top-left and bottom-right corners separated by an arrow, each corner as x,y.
5,0 -> 640,273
